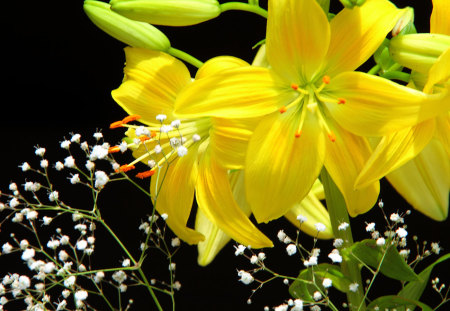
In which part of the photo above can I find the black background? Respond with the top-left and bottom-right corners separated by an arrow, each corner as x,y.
0,0 -> 448,310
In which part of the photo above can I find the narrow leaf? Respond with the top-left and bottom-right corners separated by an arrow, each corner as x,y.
367,295 -> 433,311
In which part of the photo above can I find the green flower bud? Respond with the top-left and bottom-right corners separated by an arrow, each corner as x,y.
389,33 -> 450,74
83,0 -> 170,51
392,7 -> 416,37
109,0 -> 221,26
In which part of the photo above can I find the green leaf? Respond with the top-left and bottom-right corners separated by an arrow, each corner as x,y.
342,239 -> 419,282
398,253 -> 450,310
289,264 -> 352,301
367,295 -> 433,311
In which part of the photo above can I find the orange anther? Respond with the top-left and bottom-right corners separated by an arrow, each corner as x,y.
136,170 -> 156,179
110,121 -> 123,129
327,132 -> 336,142
108,146 -> 121,153
291,83 -> 299,90
117,164 -> 136,173
322,76 -> 330,84
150,131 -> 157,138
139,136 -> 150,142
122,115 -> 141,124
338,98 -> 346,104
295,130 -> 302,138
279,106 -> 287,114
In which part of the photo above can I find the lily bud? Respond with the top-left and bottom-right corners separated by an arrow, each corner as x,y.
392,7 -> 416,37
389,33 -> 450,74
110,0 -> 221,26
83,0 -> 170,51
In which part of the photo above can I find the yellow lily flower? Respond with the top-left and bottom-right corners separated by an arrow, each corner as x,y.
112,47 -> 272,248
356,0 -> 450,220
174,0 -> 448,222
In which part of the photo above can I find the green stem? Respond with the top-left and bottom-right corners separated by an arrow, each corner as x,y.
167,47 -> 203,68
380,71 -> 411,83
367,64 -> 381,75
101,220 -> 164,311
320,169 -> 366,311
220,2 -> 268,18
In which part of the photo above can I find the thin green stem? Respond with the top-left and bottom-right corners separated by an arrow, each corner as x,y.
220,2 -> 268,18
367,64 -> 381,75
167,47 -> 203,68
381,71 -> 411,83
320,169 -> 366,311
100,220 -> 164,311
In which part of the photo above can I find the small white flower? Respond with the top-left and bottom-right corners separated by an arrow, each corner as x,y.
173,281 -> 182,291
349,282 -> 359,292
291,299 -> 303,311
277,230 -> 287,242
322,278 -> 332,288
87,236 -> 95,244
169,263 -> 176,271
60,140 -> 71,149
112,270 -> 127,284
376,237 -> 386,246
93,132 -> 103,140
365,222 -> 376,232
274,304 -> 288,311
177,146 -> 188,157
171,238 -> 180,247
47,239 -> 60,250
64,156 -> 75,168
148,160 -> 156,168
43,262 -> 56,274
59,250 -> 69,262
40,159 -> 49,168
171,119 -> 181,128
94,271 -> 105,283
160,125 -> 173,133
154,145 -> 162,154
54,162 -> 65,171
286,244 -> 297,256
20,162 -> 31,171
156,114 -> 167,122
18,275 -> 31,289
2,242 -> 13,254
161,213 -> 168,220
234,244 -> 246,256
396,227 -> 408,238
238,270 -> 254,285
48,191 -> 59,202
9,183 -> 17,191
81,141 -> 89,151
328,249 -> 342,263
20,240 -> 29,249
12,212 -> 24,222
313,291 -> 322,301
35,147 -> 46,157
56,300 -> 67,311
315,223 -> 326,232
64,275 -> 76,287
34,282 -> 45,291
62,289 -> 71,298
258,252 -> 266,261
9,197 -> 20,208
74,290 -> 88,301
90,144 -> 109,161
399,249 -> 410,258
338,222 -> 349,231
250,255 -> 258,264
333,238 -> 344,248
390,213 -> 404,223
26,210 -> 38,220
60,235 -> 70,245
135,126 -> 150,137
297,215 -> 307,223
76,240 -> 88,251
85,160 -> 95,171
119,141 -> 128,152
70,174 -> 80,184
431,242 -> 441,255
122,259 -> 131,267
94,171 -> 109,189
21,248 -> 35,261
71,133 -> 81,143
192,134 -> 201,142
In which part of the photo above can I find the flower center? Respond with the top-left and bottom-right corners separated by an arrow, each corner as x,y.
279,75 -> 346,142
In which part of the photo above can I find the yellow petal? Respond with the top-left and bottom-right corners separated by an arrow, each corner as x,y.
245,109 -> 326,223
325,71 -> 450,136
266,0 -> 330,82
284,181 -> 334,239
252,44 -> 269,68
196,170 -> 252,266
195,209 -> 230,266
150,145 -> 205,244
323,121 -> 379,217
436,113 -> 450,158
355,120 -> 436,189
431,0 -> 450,35
196,150 -> 272,248
387,138 -> 450,221
174,66 -> 296,119
210,117 -> 259,170
325,0 -> 401,76
424,47 -> 450,94
195,56 -> 249,79
111,47 -> 191,124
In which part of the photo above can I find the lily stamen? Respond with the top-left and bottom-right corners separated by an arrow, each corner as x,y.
122,114 -> 141,124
